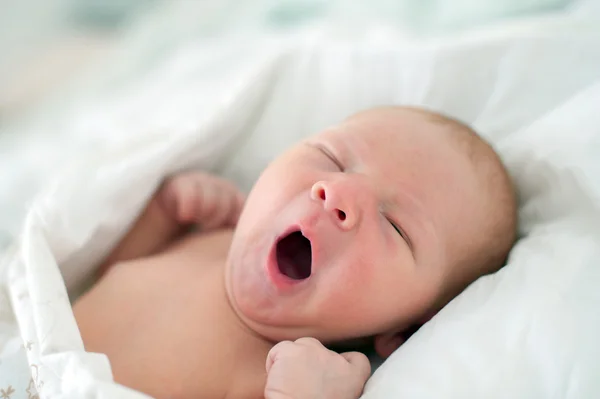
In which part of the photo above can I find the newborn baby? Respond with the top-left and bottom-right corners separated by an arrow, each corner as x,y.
73,106 -> 517,399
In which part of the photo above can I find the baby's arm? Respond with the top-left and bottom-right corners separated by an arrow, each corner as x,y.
265,338 -> 371,399
98,172 -> 244,275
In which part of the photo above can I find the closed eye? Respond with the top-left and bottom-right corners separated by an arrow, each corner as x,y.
312,143 -> 344,171
387,217 -> 412,249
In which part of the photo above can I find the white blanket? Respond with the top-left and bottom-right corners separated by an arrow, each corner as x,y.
2,15 -> 600,399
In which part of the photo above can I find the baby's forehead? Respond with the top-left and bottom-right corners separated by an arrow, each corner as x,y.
346,106 -> 441,125
320,115 -> 473,191
331,110 -> 458,154
310,109 -> 481,184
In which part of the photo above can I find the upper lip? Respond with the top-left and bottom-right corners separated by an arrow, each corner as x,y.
297,207 -> 329,274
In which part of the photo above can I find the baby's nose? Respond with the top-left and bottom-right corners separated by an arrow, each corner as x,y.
310,180 -> 359,230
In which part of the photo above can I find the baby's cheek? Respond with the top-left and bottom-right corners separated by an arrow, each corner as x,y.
331,254 -> 377,305
237,196 -> 266,228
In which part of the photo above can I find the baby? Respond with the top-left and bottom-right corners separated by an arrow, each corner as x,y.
73,106 -> 517,399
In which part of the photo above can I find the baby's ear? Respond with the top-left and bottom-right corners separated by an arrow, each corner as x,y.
374,332 -> 406,359
375,313 -> 437,358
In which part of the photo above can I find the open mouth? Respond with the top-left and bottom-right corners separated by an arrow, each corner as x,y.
275,230 -> 312,280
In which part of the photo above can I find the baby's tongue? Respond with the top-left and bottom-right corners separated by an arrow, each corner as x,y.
279,257 -> 303,280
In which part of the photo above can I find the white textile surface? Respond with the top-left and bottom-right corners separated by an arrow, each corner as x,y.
1,10 -> 600,399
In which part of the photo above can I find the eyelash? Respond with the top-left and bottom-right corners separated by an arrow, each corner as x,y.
317,145 -> 344,171
387,217 -> 408,243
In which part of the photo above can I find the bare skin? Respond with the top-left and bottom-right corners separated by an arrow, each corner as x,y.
74,229 -> 271,399
72,107 -> 507,399
73,175 -> 369,399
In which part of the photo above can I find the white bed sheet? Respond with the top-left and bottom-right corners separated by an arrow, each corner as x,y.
1,12 -> 600,399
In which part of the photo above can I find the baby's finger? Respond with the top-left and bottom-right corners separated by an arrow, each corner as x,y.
201,187 -> 232,229
266,341 -> 295,374
195,182 -> 220,224
294,337 -> 326,350
225,190 -> 246,226
161,177 -> 198,223
340,352 -> 371,380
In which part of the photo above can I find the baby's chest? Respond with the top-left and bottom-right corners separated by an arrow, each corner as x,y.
125,313 -> 267,399
74,257 -> 268,398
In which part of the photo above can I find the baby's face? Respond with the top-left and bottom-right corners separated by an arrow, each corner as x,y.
225,109 -> 483,343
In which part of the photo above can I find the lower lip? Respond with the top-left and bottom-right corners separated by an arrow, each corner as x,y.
266,233 -> 310,293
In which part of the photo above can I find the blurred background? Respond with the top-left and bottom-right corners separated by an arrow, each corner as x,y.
0,0 -> 594,248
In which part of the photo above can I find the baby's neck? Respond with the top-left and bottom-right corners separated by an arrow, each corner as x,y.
217,270 -> 276,349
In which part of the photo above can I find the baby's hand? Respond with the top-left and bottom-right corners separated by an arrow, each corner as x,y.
158,171 -> 245,230
265,337 -> 371,399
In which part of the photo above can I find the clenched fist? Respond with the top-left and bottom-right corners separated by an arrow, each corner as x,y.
158,171 -> 245,230
265,337 -> 371,399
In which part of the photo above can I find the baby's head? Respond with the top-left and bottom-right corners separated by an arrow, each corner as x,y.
225,106 -> 517,357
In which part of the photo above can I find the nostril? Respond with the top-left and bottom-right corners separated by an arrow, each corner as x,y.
317,187 -> 326,201
337,209 -> 346,221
